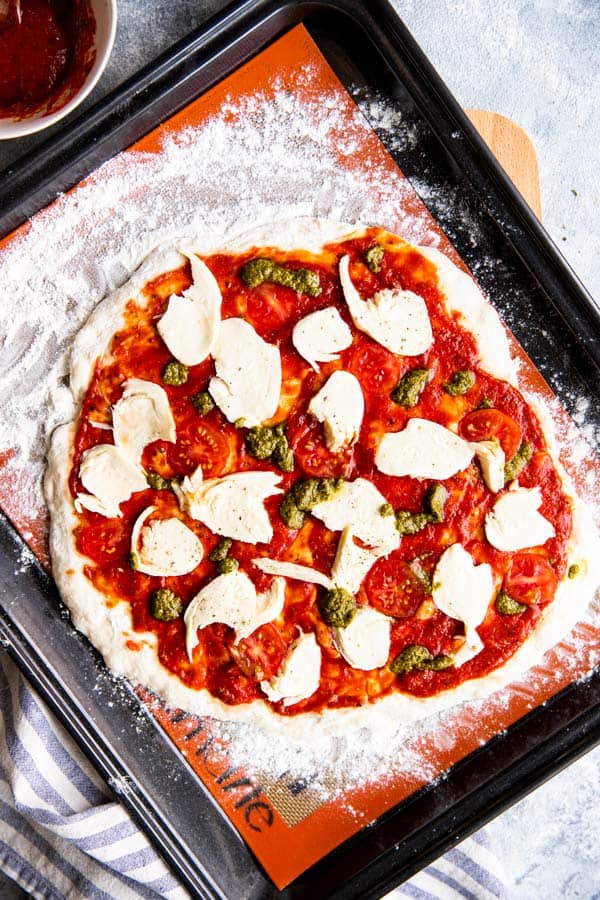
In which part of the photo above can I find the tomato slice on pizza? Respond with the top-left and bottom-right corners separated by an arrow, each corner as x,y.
44,222 -> 599,730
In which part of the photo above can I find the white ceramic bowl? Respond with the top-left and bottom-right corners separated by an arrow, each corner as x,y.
0,0 -> 117,140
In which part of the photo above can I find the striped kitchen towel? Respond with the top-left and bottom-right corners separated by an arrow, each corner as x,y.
0,651 -> 511,899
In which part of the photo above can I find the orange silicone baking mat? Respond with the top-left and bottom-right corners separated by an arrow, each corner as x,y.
1,24 -> 599,891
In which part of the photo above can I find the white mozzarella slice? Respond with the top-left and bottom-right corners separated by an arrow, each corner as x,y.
485,486 -> 555,552
253,577 -> 286,632
113,378 -> 176,465
261,632 -> 321,707
184,570 -> 258,658
157,254 -> 222,365
252,558 -> 333,589
452,630 -> 485,667
432,544 -> 494,661
308,370 -> 364,452
209,318 -> 281,427
331,526 -> 379,594
471,439 -> 505,493
292,306 -> 352,371
130,506 -> 203,576
174,467 -> 282,544
376,418 -> 474,480
76,444 -> 147,518
339,254 -> 433,355
311,477 -> 399,555
333,607 -> 391,670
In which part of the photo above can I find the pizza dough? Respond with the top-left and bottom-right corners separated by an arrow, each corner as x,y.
44,220 -> 600,738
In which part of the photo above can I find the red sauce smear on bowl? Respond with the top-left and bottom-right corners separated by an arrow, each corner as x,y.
0,0 -> 96,120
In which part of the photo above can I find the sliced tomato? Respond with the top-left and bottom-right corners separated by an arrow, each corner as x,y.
288,413 -> 353,478
366,558 -> 431,618
211,664 -> 262,705
346,339 -> 402,395
76,519 -> 130,565
503,552 -> 558,606
234,624 -> 288,681
459,408 -> 521,458
246,283 -> 294,332
167,419 -> 237,477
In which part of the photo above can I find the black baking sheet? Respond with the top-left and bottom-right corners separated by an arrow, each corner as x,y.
1,1 -> 600,898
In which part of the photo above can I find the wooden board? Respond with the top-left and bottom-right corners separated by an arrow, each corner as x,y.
466,108 -> 542,219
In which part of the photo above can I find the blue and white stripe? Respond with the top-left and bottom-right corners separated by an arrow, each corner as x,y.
0,651 -> 511,899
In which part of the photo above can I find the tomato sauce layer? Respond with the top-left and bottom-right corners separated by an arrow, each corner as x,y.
70,229 -> 573,714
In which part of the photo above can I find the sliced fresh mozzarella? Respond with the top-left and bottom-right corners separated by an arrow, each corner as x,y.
311,477 -> 399,555
432,544 -> 494,665
184,570 -> 257,658
376,418 -> 474,480
253,577 -> 286,632
333,607 -> 391,670
308,370 -> 364,452
471,439 -> 505,493
75,444 -> 147,518
184,571 -> 285,660
174,466 -> 282,544
209,318 -> 281,427
129,506 -> 203,576
252,558 -> 333,589
452,630 -> 485,667
261,632 -> 321,706
113,379 -> 176,465
331,526 -> 379,594
157,253 -> 221,365
485,486 -> 555,552
339,254 -> 433,355
292,306 -> 352,371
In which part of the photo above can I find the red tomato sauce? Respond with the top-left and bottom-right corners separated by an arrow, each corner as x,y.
0,0 -> 95,119
70,230 -> 573,713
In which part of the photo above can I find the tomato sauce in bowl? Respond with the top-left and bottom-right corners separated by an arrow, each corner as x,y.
0,0 -> 115,137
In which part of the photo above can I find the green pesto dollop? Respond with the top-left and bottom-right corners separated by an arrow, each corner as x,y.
379,502 -> 394,518
279,493 -> 306,529
162,360 -> 189,386
389,644 -> 452,674
395,510 -> 431,535
191,391 -> 215,415
146,471 -> 171,491
150,588 -> 183,622
245,422 -> 294,472
279,477 -> 344,528
272,442 -> 294,473
504,441 -> 533,484
364,244 -> 385,273
209,538 -> 233,562
391,367 -> 430,408
477,397 -> 493,409
568,563 -> 581,579
424,483 -> 448,523
495,589 -> 527,616
292,477 -> 343,511
395,484 -> 448,534
444,369 -> 475,396
319,586 -> 356,628
240,258 -> 322,297
390,644 -> 453,675
215,557 -> 240,575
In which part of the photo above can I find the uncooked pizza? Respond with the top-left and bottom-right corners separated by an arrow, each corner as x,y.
44,221 -> 598,732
